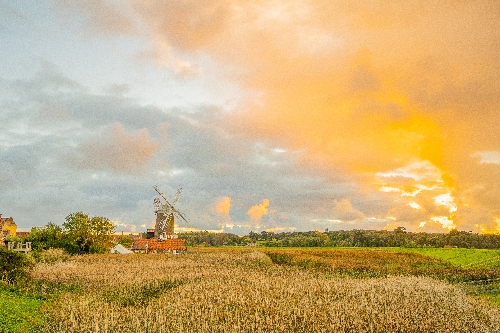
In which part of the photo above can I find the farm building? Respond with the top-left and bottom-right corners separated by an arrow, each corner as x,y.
131,237 -> 186,254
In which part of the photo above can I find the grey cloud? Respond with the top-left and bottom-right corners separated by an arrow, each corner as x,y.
0,66 -> 376,233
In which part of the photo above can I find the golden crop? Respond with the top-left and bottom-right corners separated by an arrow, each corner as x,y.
33,249 -> 500,332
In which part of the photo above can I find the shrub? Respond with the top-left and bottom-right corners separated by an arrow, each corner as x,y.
266,252 -> 293,265
0,246 -> 34,284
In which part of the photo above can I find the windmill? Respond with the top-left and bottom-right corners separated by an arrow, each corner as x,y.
152,185 -> 190,240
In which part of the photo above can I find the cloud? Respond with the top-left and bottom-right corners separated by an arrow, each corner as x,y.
54,0 -> 135,37
66,122 -> 159,174
247,199 -> 270,222
215,196 -> 231,214
331,199 -> 365,222
5,1 -> 500,234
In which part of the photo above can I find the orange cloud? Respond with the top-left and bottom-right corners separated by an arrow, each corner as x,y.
247,199 -> 270,221
87,1 -> 500,232
215,196 -> 231,215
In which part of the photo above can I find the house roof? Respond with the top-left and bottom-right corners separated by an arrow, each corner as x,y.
0,217 -> 16,227
131,238 -> 186,251
111,244 -> 133,254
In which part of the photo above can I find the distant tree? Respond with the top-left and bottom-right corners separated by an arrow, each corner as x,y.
248,231 -> 258,242
63,212 -> 115,254
117,236 -> 133,248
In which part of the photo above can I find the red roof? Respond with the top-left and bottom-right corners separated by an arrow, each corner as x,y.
131,238 -> 186,251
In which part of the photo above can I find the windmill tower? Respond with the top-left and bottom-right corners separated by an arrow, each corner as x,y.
152,185 -> 190,240
131,185 -> 190,253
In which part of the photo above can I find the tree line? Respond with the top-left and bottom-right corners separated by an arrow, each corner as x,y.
179,229 -> 500,249
7,213 -> 500,254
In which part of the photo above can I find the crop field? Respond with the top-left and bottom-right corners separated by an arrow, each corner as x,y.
1,248 -> 496,332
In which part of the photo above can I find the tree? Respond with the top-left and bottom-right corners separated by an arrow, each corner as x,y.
27,222 -> 79,254
63,212 -> 115,254
118,236 -> 133,248
394,226 -> 406,233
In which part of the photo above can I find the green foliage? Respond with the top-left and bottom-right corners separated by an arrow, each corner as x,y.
266,252 -> 293,265
27,223 -> 79,255
117,236 -> 133,248
178,231 -> 244,246
27,213 -> 116,255
171,230 -> 500,249
397,248 -> 500,268
5,236 -> 26,244
19,279 -> 83,301
250,229 -> 500,249
63,212 -> 115,254
0,288 -> 45,333
0,247 -> 34,284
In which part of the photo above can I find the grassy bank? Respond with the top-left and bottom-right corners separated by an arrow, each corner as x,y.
0,287 -> 45,333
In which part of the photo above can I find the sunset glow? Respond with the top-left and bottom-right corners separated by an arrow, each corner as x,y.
1,0 -> 499,234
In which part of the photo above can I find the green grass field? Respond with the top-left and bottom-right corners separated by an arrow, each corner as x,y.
391,248 -> 500,268
391,247 -> 500,306
0,288 -> 45,333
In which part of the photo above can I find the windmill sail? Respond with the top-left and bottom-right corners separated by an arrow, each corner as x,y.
152,185 -> 190,239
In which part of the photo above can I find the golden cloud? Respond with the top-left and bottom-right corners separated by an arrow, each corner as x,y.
247,199 -> 270,222
215,196 -> 232,215
86,0 -> 500,232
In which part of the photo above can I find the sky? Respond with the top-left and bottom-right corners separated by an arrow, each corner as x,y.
1,0 -> 499,234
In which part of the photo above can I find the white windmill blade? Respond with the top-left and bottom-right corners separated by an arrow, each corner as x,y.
173,208 -> 190,226
153,185 -> 173,206
172,186 -> 182,206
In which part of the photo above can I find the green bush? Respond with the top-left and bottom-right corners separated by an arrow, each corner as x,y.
266,252 -> 293,265
0,246 -> 34,284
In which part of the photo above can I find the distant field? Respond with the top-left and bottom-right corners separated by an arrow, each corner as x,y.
4,247 -> 500,332
215,246 -> 500,269
392,248 -> 500,268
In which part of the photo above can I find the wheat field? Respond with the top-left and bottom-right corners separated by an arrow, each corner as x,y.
32,249 -> 500,332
